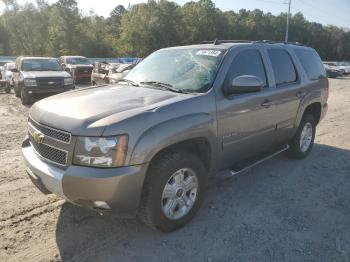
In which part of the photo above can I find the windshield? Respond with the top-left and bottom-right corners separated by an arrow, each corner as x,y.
67,57 -> 91,65
125,48 -> 225,93
22,59 -> 62,71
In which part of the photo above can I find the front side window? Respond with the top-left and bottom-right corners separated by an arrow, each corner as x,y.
227,49 -> 268,88
125,48 -> 226,93
21,59 -> 62,71
268,49 -> 297,86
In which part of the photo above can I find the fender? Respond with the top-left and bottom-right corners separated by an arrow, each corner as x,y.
294,88 -> 322,128
130,113 -> 218,167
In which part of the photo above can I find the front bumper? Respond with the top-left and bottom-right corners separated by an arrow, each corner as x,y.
22,137 -> 148,217
24,85 -> 75,96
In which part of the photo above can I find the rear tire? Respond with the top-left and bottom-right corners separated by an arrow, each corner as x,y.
288,114 -> 316,159
138,151 -> 207,232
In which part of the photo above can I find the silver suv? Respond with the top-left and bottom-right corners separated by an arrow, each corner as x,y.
22,40 -> 328,231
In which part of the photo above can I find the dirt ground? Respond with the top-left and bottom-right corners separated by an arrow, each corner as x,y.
0,78 -> 350,262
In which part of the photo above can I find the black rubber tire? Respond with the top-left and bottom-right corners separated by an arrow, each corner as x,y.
14,85 -> 20,97
21,88 -> 30,105
5,83 -> 10,93
288,114 -> 316,159
138,151 -> 207,232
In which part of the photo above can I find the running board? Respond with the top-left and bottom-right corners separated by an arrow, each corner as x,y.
210,144 -> 290,184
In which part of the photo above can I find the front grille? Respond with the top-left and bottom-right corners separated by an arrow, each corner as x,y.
29,135 -> 67,165
36,77 -> 64,87
29,118 -> 71,143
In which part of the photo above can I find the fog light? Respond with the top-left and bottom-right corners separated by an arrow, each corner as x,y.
93,201 -> 111,209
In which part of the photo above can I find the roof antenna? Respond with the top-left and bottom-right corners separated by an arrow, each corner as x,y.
213,38 -> 219,45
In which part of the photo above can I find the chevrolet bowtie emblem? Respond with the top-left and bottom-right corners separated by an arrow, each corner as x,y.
33,131 -> 45,144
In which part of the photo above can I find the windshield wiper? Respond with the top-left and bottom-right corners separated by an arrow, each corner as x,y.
117,79 -> 139,87
140,81 -> 188,94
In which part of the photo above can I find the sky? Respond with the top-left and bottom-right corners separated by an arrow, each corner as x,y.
0,0 -> 349,28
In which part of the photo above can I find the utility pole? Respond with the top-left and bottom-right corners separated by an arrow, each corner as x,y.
285,0 -> 292,43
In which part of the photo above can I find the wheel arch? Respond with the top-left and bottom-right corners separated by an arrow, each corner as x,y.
296,100 -> 322,128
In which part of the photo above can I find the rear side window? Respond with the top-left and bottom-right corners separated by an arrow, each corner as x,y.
295,49 -> 326,80
227,49 -> 267,87
268,49 -> 297,86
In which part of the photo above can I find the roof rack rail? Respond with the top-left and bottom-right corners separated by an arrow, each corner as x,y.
201,39 -> 307,46
201,40 -> 253,45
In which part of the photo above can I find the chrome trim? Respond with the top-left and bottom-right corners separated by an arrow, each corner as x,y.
29,140 -> 68,167
28,117 -> 72,144
28,123 -> 69,166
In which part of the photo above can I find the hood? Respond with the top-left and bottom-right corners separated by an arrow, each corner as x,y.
22,71 -> 71,78
30,85 -> 189,136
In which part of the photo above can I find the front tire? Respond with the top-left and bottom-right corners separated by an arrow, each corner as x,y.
289,114 -> 316,159
21,88 -> 31,105
14,84 -> 20,97
5,82 -> 10,93
138,151 -> 207,232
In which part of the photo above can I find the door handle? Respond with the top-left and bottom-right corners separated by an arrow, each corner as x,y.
296,91 -> 306,98
261,100 -> 273,108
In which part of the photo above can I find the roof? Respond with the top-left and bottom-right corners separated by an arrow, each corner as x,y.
161,40 -> 312,51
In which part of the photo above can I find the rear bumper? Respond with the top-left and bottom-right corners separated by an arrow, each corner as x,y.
22,137 -> 148,217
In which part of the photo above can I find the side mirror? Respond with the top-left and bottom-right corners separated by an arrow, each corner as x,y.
11,68 -> 19,73
225,75 -> 263,95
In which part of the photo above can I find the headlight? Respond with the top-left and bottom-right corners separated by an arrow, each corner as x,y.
64,77 -> 73,85
24,79 -> 37,87
73,135 -> 128,167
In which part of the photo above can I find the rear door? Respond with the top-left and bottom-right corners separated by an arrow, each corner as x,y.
262,46 -> 302,142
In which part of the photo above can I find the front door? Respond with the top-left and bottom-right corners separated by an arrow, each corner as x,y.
216,48 -> 277,169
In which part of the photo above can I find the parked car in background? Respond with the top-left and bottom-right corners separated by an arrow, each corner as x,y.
1,62 -> 15,93
59,56 -> 93,84
323,62 -> 347,75
12,57 -> 75,105
107,63 -> 136,84
323,63 -> 343,78
0,60 -> 12,79
91,61 -> 113,85
336,62 -> 350,74
91,62 -> 135,85
23,40 -> 328,232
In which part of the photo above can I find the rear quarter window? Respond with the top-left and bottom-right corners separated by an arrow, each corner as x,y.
295,49 -> 326,81
268,49 -> 297,87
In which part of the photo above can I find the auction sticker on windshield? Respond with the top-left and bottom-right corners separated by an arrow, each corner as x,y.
196,50 -> 222,57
